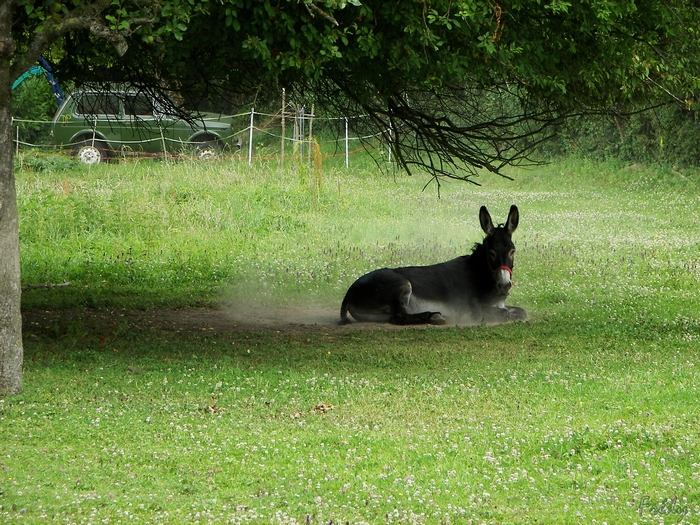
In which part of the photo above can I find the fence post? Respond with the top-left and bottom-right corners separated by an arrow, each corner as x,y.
308,104 -> 315,164
345,117 -> 349,169
281,89 -> 286,167
298,106 -> 305,159
160,124 -> 168,161
14,119 -> 19,156
387,123 -> 393,164
248,108 -> 254,166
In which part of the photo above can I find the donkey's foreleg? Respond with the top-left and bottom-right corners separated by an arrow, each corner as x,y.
480,305 -> 527,323
504,305 -> 527,321
389,281 -> 446,325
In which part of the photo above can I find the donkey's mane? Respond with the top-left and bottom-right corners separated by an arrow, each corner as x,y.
471,223 -> 510,255
470,241 -> 486,254
471,221 -> 509,253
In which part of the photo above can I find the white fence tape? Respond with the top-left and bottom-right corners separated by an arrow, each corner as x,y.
12,107 -> 391,168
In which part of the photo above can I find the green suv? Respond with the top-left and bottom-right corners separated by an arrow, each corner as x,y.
51,88 -> 237,164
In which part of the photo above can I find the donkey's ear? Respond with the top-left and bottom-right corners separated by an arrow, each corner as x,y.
506,205 -> 519,235
479,206 -> 494,235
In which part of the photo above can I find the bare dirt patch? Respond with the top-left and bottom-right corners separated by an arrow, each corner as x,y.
22,297 -> 517,337
22,303 -> 411,337
133,305 -> 348,334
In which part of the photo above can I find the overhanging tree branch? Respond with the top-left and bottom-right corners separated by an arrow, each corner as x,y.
11,0 -> 158,81
303,75 -> 569,183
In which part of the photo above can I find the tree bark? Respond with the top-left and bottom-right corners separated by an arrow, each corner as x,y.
0,0 -> 147,396
0,2 -> 23,396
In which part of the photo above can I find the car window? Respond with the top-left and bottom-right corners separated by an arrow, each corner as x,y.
124,94 -> 155,116
75,94 -> 121,116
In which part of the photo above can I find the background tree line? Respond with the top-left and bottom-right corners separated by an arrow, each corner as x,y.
540,105 -> 700,167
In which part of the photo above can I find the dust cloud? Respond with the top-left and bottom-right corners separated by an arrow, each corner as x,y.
218,283 -> 341,330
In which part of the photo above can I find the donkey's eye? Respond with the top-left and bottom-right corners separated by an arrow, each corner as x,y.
509,249 -> 516,259
488,250 -> 497,262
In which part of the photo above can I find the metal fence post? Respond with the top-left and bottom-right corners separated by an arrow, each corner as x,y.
281,90 -> 286,167
388,123 -> 393,164
160,124 -> 168,161
248,108 -> 254,166
345,117 -> 349,169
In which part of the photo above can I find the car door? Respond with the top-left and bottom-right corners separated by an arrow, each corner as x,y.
120,93 -> 165,154
53,92 -> 122,146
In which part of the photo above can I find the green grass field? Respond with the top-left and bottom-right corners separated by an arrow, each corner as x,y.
3,154 -> 700,523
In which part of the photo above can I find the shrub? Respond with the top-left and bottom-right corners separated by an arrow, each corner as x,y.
12,74 -> 57,146
539,104 -> 700,167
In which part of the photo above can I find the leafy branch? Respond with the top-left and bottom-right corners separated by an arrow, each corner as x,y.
11,0 -> 159,81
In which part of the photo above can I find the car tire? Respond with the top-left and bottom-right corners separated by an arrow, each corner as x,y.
72,139 -> 109,165
194,139 -> 222,161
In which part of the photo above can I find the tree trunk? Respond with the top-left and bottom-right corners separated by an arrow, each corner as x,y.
0,7 -> 23,396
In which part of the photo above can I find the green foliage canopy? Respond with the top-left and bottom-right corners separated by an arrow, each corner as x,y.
151,0 -> 700,101
53,0 -> 700,179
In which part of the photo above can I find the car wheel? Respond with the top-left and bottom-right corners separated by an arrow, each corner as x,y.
194,140 -> 221,161
72,140 -> 109,165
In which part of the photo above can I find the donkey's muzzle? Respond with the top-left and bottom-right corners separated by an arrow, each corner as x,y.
494,266 -> 513,294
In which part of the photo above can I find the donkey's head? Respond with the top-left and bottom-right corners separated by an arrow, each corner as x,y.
479,205 -> 519,295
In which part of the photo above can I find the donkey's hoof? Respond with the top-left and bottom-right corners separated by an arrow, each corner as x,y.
506,306 -> 527,321
429,313 -> 447,325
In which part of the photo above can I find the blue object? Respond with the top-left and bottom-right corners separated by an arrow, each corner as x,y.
12,57 -> 65,106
